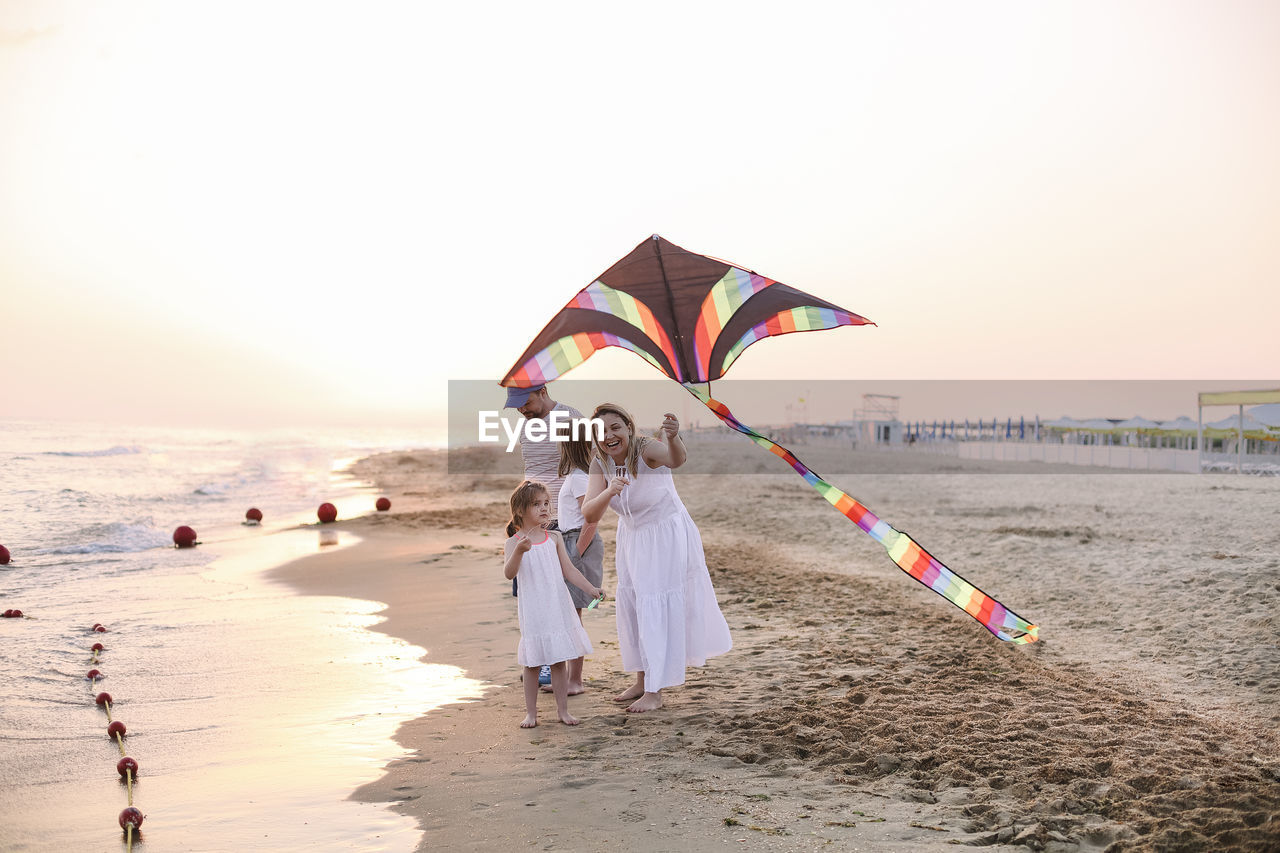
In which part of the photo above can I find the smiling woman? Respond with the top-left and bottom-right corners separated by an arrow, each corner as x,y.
581,402 -> 731,713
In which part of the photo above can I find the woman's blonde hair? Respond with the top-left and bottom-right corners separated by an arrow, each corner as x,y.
507,479 -> 549,536
590,402 -> 648,480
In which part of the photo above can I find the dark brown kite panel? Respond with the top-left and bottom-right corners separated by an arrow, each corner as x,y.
500,235 -> 873,388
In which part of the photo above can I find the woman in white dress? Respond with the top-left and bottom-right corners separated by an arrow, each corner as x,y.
581,403 -> 732,713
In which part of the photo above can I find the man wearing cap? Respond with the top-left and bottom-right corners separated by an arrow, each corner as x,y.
505,384 -> 584,515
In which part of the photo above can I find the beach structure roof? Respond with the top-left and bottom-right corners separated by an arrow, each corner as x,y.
1044,416 -> 1081,429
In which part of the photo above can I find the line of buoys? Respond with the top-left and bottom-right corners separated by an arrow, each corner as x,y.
86,626 -> 144,848
0,543 -> 10,564
2,609 -> 22,618
376,497 -> 391,512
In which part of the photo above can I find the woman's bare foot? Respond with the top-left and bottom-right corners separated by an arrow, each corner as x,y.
626,692 -> 662,713
558,712 -> 581,725
613,681 -> 644,703
520,714 -> 538,728
566,682 -> 585,696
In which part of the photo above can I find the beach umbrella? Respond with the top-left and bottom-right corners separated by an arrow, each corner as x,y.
1249,404 -> 1280,432
1115,416 -> 1161,430
1005,418 -> 1012,438
1019,416 -> 1025,439
500,235 -> 1037,643
1156,416 -> 1200,433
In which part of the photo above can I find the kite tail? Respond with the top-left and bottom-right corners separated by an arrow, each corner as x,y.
683,385 -> 1039,644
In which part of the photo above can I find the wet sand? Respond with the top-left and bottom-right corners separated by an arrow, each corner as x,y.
272,443 -> 1279,851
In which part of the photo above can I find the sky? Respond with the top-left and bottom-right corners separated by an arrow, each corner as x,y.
2,1 -> 1278,434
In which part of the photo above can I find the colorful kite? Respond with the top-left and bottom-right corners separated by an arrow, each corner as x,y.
501,235 -> 1038,644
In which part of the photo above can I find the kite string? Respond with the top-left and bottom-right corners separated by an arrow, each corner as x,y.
682,384 -> 1038,644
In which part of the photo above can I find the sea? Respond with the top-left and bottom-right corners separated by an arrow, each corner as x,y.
0,419 -> 483,852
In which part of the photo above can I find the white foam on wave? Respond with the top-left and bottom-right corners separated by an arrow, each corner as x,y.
32,520 -> 173,555
42,445 -> 145,458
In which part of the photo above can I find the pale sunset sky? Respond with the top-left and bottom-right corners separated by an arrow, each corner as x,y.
2,1 -> 1277,433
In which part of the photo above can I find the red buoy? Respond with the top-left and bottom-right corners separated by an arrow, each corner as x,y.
117,756 -> 138,779
376,497 -> 391,511
2,610 -> 12,618
95,692 -> 112,706
0,544 -> 10,564
245,507 -> 263,522
87,669 -> 102,680
317,502 -> 338,523
92,642 -> 105,652
92,623 -> 102,630
9,609 -> 21,618
94,625 -> 107,632
173,525 -> 197,548
118,807 -> 144,829
107,720 -> 126,738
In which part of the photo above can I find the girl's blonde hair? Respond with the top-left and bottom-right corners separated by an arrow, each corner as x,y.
507,479 -> 549,536
590,402 -> 648,480
558,428 -> 594,478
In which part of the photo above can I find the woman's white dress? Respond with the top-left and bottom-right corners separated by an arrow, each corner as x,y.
515,533 -> 593,667
597,456 -> 732,691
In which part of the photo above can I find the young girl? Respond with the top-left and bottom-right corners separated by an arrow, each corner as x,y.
504,480 -> 605,728
550,431 -> 606,695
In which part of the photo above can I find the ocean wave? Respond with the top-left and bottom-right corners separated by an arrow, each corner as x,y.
31,520 -> 173,555
42,445 -> 145,458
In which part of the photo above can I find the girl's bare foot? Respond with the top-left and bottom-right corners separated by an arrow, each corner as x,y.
558,712 -> 581,725
567,682 -> 585,696
520,714 -> 538,728
626,692 -> 662,713
613,681 -> 644,703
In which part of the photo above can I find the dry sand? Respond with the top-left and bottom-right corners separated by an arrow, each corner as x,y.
271,441 -> 1279,852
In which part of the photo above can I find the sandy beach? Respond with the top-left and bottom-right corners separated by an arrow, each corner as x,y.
270,442 -> 1280,852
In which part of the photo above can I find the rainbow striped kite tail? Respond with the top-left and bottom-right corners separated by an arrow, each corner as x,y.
882,526 -> 1039,644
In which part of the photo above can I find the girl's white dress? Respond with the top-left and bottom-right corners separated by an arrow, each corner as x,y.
596,456 -> 732,691
515,533 -> 593,667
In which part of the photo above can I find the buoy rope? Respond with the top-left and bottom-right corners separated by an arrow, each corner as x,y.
86,631 -> 142,848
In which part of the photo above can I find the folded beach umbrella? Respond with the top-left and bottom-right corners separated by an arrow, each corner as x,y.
501,235 -> 1038,643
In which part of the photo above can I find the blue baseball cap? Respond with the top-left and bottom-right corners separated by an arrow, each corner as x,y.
503,384 -> 545,408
